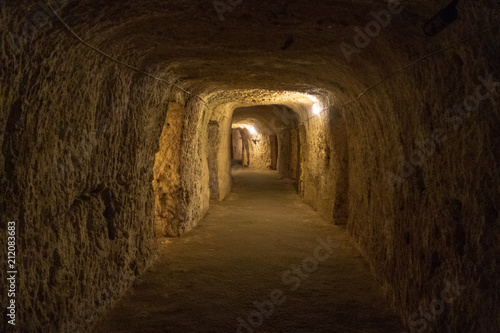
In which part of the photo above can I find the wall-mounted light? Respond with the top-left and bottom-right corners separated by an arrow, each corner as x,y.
424,0 -> 459,37
248,126 -> 257,135
312,103 -> 321,115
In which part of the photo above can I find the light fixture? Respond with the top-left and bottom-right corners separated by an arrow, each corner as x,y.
248,126 -> 257,135
312,103 -> 321,115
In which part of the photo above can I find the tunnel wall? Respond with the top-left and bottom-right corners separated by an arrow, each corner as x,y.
153,102 -> 185,236
232,128 -> 243,161
278,128 -> 300,185
153,99 -> 211,236
207,113 -> 232,201
301,109 -> 349,225
0,9 -> 173,332
217,115 -> 233,200
239,128 -> 272,170
343,24 -> 500,333
248,133 -> 272,170
277,129 -> 292,177
175,99 -> 211,234
208,121 -> 221,199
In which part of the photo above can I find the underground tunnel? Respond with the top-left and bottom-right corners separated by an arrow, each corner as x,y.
0,0 -> 499,332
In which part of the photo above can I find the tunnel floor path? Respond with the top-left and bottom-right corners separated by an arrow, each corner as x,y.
94,167 -> 404,333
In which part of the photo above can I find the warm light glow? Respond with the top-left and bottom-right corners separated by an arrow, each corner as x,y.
232,123 -> 259,136
312,103 -> 321,115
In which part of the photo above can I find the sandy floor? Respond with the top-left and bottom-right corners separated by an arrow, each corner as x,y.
93,167 -> 404,333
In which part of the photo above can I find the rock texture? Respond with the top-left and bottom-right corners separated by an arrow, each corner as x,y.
153,102 -> 185,237
0,0 -> 499,332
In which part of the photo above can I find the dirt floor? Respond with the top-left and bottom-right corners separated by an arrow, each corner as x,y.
93,167 -> 404,333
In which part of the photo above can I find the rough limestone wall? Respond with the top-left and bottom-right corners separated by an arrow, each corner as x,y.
0,6 -> 169,332
277,127 -> 300,182
297,125 -> 307,196
277,128 -> 300,190
330,111 -> 349,225
155,97 -> 213,235
207,107 -> 233,202
277,129 -> 293,177
216,115 -> 233,200
302,109 -> 339,223
153,102 -> 185,236
175,99 -> 211,235
245,131 -> 272,170
232,129 -> 243,160
241,128 -> 250,167
290,128 -> 300,188
207,121 -> 221,200
276,105 -> 347,222
344,6 -> 500,332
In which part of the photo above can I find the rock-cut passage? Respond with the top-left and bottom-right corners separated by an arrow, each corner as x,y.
94,167 -> 404,332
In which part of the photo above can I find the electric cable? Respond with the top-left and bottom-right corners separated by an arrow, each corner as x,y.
43,1 -> 498,129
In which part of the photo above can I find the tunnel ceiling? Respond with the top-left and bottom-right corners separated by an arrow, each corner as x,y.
10,0 -> 478,108
232,105 -> 299,134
